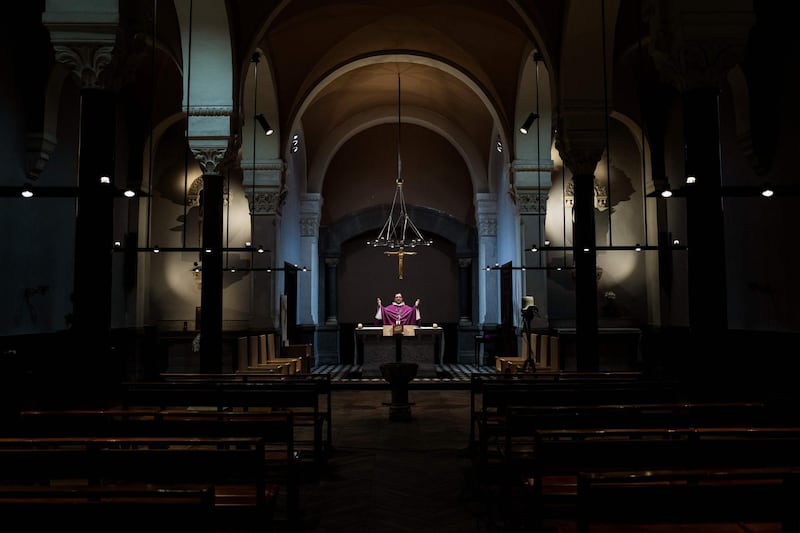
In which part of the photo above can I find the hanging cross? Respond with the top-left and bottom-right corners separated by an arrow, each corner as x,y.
384,246 -> 417,279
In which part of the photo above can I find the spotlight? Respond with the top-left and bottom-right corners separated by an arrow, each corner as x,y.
99,175 -> 111,184
21,184 -> 34,198
660,189 -> 673,198
685,175 -> 696,184
123,188 -> 136,198
153,246 -> 160,253
519,112 -> 539,134
255,114 -> 273,136
113,240 -> 122,248
245,241 -> 252,247
761,184 -> 774,198
672,239 -> 681,246
530,245 -> 538,252
634,244 -> 642,252
257,245 -> 264,253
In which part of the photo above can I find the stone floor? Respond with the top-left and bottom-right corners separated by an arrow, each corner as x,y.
282,388 -> 786,533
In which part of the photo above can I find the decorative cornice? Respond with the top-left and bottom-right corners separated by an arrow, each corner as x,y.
185,106 -> 234,117
300,216 -> 319,237
517,191 -> 548,215
564,181 -> 608,211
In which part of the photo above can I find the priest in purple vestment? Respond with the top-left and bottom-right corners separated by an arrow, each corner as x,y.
375,293 -> 421,326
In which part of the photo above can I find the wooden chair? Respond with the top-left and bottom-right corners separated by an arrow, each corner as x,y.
262,334 -> 303,374
281,343 -> 313,373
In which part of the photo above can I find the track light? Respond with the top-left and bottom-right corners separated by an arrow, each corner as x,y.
761,184 -> 774,198
660,189 -> 673,198
21,184 -> 33,198
123,188 -> 136,198
634,244 -> 642,252
519,112 -> 539,134
255,114 -> 273,136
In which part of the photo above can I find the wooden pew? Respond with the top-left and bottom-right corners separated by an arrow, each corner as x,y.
576,468 -> 800,533
14,409 -> 300,526
120,379 -> 332,466
0,484 -> 216,532
469,371 -> 671,450
156,371 -> 334,457
500,427 -> 800,532
0,436 -> 278,531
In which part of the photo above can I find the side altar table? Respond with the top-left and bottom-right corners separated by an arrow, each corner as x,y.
355,326 -> 443,378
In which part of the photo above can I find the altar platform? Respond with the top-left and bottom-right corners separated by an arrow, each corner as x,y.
353,326 -> 445,378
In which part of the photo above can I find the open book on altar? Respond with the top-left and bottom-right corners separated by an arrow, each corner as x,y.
382,325 -> 417,337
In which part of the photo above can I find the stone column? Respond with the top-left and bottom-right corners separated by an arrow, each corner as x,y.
324,257 -> 339,325
646,0 -> 754,338
45,17 -> 118,383
298,194 -> 322,326
192,148 -> 230,373
475,194 -> 498,325
243,159 -> 283,330
457,257 -> 472,325
555,125 -> 605,371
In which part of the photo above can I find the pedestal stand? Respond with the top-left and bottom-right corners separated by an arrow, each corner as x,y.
380,362 -> 418,421
521,305 -> 538,373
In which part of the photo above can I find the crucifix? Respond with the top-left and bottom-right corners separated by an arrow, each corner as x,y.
384,246 -> 416,279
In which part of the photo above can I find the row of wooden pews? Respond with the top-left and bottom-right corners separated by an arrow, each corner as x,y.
470,371 -> 800,532
0,365 -> 334,531
0,430 -> 289,532
125,372 -> 333,466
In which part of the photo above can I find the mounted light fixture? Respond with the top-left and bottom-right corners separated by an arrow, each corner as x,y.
255,113 -> 273,136
761,184 -> 774,198
519,112 -> 538,134
21,184 -> 33,198
367,73 -> 432,279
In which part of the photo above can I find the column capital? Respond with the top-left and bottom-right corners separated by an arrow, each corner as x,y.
644,0 -> 754,92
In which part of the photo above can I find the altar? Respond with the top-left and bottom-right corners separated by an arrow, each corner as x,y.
355,326 -> 443,378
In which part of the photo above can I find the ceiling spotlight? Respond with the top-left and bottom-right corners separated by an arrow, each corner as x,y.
685,175 -> 696,184
519,112 -> 539,134
530,245 -> 538,252
761,184 -> 774,198
123,188 -> 136,198
634,244 -> 642,252
153,246 -> 160,253
205,248 -> 212,253
257,245 -> 264,253
21,184 -> 34,198
672,238 -> 681,246
544,240 -> 551,247
660,189 -> 673,198
192,262 -> 200,272
255,114 -> 273,136
99,175 -> 111,184
113,240 -> 122,248
582,247 -> 590,253
245,241 -> 252,248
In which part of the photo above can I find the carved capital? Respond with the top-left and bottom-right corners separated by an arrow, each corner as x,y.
190,147 -> 229,175
53,45 -> 114,89
644,0 -> 754,92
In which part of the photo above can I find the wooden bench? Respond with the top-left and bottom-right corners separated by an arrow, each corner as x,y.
0,436 -> 279,531
478,400 -> 776,481
156,371 -> 334,456
470,372 -> 677,450
500,426 -> 800,532
120,379 -> 332,466
576,467 -> 800,533
15,407 -> 300,523
0,484 -> 216,532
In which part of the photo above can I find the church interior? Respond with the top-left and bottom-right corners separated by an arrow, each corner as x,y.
1,1 -> 799,531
